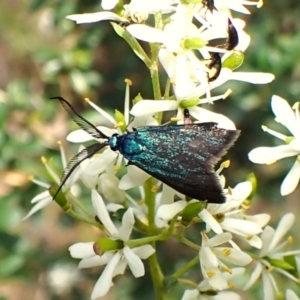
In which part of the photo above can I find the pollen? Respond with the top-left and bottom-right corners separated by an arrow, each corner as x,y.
246,235 -> 254,240
57,140 -> 62,145
138,199 -> 145,206
221,265 -> 232,274
221,160 -> 230,169
114,122 -> 124,128
114,165 -> 122,171
41,156 -> 47,164
28,175 -> 34,181
257,0 -> 263,8
124,78 -> 132,85
276,291 -> 284,299
287,236 -> 293,244
267,266 -> 274,273
222,248 -> 231,257
151,185 -> 160,193
207,271 -> 215,278
228,282 -> 235,289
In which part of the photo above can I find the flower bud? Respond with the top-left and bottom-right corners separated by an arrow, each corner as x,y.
94,238 -> 124,255
182,37 -> 206,50
223,51 -> 244,70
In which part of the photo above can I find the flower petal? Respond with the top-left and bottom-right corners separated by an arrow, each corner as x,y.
78,253 -> 114,268
157,200 -> 187,220
199,208 -> 223,234
127,24 -> 164,43
229,71 -> 275,84
102,0 -> 118,10
23,194 -> 52,220
132,245 -> 155,259
280,159 -> 300,196
243,262 -> 263,290
69,242 -> 95,258
119,165 -> 151,190
91,251 -> 121,299
189,107 -> 236,130
181,289 -> 199,300
248,145 -> 298,164
271,95 -> 300,138
92,189 -> 118,237
268,213 -> 295,252
214,247 -> 252,266
66,12 -> 126,24
286,289 -> 300,300
123,246 -> 145,277
130,100 -> 177,117
118,208 -> 134,241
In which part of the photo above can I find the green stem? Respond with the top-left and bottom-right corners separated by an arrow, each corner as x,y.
68,193 -> 92,219
177,278 -> 198,289
177,236 -> 201,252
65,208 -> 103,229
172,255 -> 199,278
144,177 -> 156,233
148,243 -> 165,300
163,78 -> 171,99
127,233 -> 167,248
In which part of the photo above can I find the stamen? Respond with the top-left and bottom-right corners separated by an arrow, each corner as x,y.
262,125 -> 287,141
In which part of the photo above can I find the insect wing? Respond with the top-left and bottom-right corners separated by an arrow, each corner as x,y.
124,123 -> 239,203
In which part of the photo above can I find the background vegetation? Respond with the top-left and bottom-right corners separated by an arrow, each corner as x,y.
1,0 -> 300,299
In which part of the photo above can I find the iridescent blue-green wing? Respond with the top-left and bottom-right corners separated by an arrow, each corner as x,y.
126,123 -> 239,203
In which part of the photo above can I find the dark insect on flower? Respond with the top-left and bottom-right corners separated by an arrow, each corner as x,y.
183,108 -> 193,125
51,97 -> 240,204
219,18 -> 239,51
206,52 -> 222,82
202,0 -> 215,13
204,18 -> 239,82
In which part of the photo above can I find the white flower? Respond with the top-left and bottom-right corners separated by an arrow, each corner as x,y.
211,0 -> 263,15
244,213 -> 300,300
199,181 -> 270,249
23,143 -> 80,219
200,232 -> 252,290
248,95 -> 300,196
66,0 -> 176,24
101,0 -> 118,10
130,93 -> 236,130
69,190 -> 155,299
182,267 -> 244,300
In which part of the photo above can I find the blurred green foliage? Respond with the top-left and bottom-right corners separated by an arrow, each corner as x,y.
1,0 -> 300,299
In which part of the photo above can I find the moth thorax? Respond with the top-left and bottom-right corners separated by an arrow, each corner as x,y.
121,136 -> 144,156
108,134 -> 120,151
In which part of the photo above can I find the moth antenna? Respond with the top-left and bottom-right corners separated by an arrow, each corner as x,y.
52,142 -> 108,200
51,96 -> 109,139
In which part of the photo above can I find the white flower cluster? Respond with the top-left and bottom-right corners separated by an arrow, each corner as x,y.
25,0 -> 300,299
